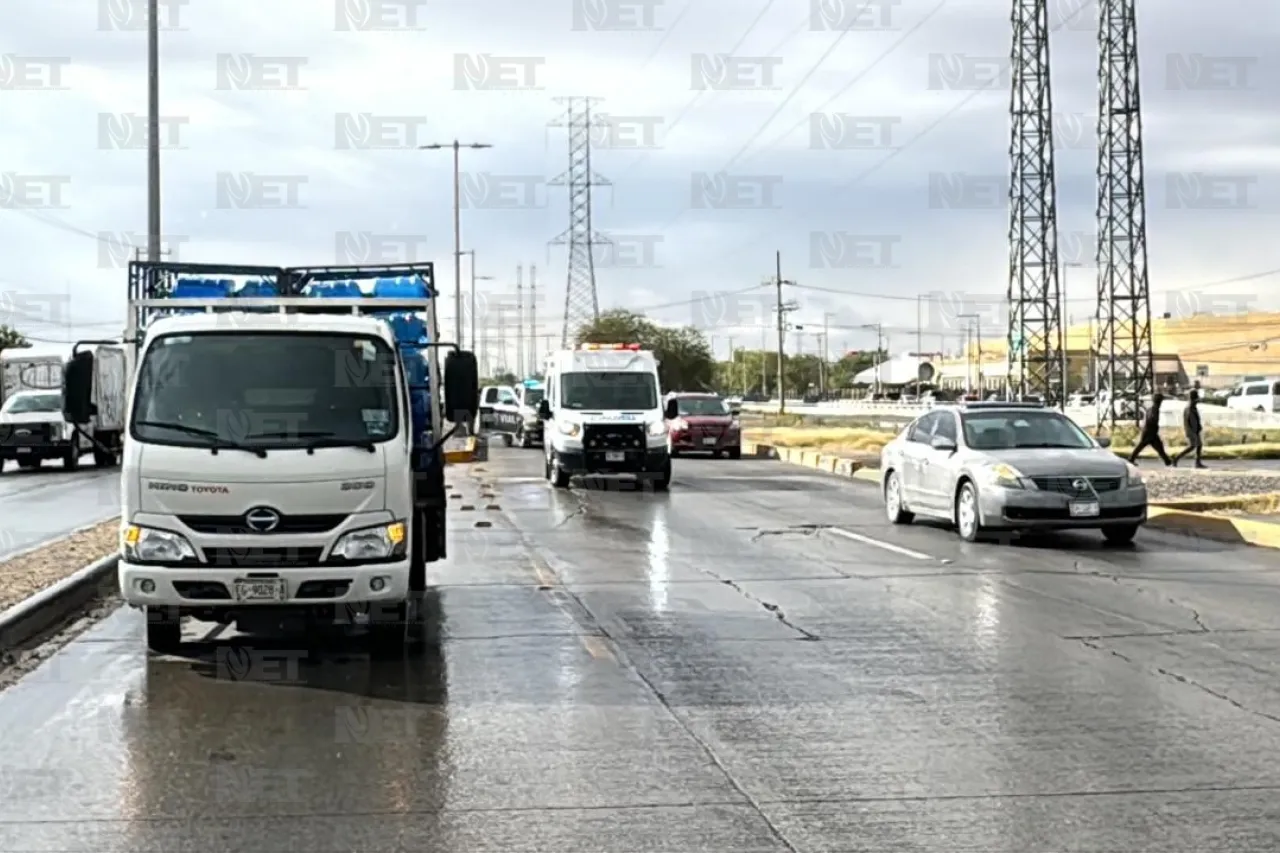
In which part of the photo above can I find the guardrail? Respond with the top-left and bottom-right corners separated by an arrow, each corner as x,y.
744,400 -> 1280,431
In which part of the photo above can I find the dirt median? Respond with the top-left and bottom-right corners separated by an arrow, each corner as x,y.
0,520 -> 118,613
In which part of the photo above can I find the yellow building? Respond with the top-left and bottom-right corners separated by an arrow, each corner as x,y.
934,312 -> 1280,392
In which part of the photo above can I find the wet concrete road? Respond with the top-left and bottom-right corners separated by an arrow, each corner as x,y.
5,449 -> 1280,850
0,461 -> 119,559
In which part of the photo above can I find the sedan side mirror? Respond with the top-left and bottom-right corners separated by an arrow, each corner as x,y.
1095,435 -> 1112,448
537,399 -> 552,420
930,435 -> 957,452
663,399 -> 679,420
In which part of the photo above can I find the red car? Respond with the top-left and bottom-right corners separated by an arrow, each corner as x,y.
665,393 -> 741,458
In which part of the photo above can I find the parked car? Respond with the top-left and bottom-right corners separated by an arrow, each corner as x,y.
879,401 -> 1147,544
664,392 -> 741,458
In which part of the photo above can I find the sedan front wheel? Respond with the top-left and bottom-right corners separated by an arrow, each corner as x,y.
956,481 -> 982,542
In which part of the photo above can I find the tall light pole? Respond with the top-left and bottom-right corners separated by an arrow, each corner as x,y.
1062,262 -> 1084,405
419,140 -> 492,345
957,313 -> 980,395
458,250 -> 494,352
146,0 -> 160,261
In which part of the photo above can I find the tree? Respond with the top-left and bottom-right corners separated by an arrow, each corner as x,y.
575,309 -> 715,392
0,325 -> 28,354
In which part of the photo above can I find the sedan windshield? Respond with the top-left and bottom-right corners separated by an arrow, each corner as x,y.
522,387 -> 544,407
676,396 -> 729,416
560,372 -> 656,410
131,332 -> 400,450
962,410 -> 1094,450
3,392 -> 62,414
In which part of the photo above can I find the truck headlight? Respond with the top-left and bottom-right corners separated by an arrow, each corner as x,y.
646,420 -> 667,436
977,462 -> 1026,489
558,421 -> 580,437
123,525 -> 195,563
1125,462 -> 1144,486
331,521 -> 406,561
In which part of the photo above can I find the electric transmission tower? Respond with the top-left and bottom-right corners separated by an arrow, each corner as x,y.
1007,0 -> 1064,404
549,96 -> 610,347
1094,0 -> 1153,430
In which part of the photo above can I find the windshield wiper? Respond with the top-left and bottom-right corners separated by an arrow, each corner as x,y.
134,420 -> 267,458
245,430 -> 377,454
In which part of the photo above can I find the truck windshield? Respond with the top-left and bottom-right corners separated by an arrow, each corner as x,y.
131,332 -> 400,450
560,372 -> 657,410
2,392 -> 61,414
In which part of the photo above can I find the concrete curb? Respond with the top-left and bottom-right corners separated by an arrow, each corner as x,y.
745,440 -> 1280,550
0,553 -> 119,652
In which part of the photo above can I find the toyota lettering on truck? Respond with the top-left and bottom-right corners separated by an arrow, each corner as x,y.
68,260 -> 480,658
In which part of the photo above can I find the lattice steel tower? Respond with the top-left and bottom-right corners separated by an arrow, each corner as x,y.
549,96 -> 610,347
1007,0 -> 1064,403
1094,0 -> 1153,429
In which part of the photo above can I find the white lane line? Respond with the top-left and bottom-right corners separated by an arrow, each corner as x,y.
826,526 -> 937,561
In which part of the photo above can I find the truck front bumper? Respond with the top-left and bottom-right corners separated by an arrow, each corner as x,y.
556,447 -> 670,475
119,558 -> 411,608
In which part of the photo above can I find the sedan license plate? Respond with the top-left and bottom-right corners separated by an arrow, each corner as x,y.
1069,500 -> 1100,518
15,448 -> 30,454
702,437 -> 718,445
233,579 -> 287,602
605,451 -> 625,462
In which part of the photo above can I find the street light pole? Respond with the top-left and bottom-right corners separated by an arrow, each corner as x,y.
419,140 -> 492,345
459,249 -> 493,360
957,313 -> 978,396
146,0 -> 160,261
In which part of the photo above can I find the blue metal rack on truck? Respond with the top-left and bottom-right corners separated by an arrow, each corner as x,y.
61,261 -> 480,654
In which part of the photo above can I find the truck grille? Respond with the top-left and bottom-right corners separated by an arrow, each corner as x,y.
1030,476 -> 1123,494
582,423 -> 645,450
0,423 -> 55,444
179,514 -> 346,534
201,547 -> 323,568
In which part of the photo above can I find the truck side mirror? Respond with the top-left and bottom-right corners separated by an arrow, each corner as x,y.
537,399 -> 552,420
444,350 -> 479,426
62,351 -> 95,424
664,399 -> 679,420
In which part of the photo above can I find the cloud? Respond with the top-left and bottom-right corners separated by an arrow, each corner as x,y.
0,0 -> 1276,359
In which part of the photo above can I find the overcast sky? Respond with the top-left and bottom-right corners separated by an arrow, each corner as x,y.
0,0 -> 1276,362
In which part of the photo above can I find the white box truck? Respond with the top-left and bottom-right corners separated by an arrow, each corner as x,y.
0,343 -> 126,471
71,260 -> 479,657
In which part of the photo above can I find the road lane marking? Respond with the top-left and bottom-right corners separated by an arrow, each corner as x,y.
533,564 -> 556,588
826,526 -> 936,561
579,635 -> 615,661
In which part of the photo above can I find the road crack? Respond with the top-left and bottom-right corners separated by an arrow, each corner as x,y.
704,570 -> 819,641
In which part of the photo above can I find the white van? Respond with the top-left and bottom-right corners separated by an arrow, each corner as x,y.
1226,379 -> 1280,413
538,343 -> 677,489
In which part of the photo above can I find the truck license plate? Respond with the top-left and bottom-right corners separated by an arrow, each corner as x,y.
15,448 -> 30,454
1069,500 -> 1099,517
233,579 -> 287,602
605,451 -> 625,462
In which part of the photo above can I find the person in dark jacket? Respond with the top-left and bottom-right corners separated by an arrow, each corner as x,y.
1173,390 -> 1207,468
1127,392 -> 1172,465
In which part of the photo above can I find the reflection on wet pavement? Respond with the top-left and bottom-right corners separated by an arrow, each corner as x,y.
5,450 -> 1280,850
0,466 -> 120,559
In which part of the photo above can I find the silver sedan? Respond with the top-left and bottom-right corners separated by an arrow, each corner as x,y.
879,403 -> 1148,544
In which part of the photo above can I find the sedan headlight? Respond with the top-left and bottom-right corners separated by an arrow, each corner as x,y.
1125,462 -> 1144,485
331,521 -> 406,561
646,420 -> 667,436
977,462 -> 1027,489
558,421 -> 581,437
123,525 -> 195,563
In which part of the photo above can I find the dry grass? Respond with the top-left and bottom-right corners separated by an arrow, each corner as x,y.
745,426 -> 895,454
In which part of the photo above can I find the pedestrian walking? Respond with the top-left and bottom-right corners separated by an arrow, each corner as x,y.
1172,389 -> 1207,468
1128,392 -> 1172,465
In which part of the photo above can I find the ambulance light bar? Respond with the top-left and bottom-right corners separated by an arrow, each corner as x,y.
578,342 -> 642,351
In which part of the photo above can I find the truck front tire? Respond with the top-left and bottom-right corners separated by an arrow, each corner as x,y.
369,600 -> 409,658
145,606 -> 182,654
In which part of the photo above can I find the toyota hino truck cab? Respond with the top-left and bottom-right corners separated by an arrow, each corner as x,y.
539,343 -> 676,489
62,261 -> 479,656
